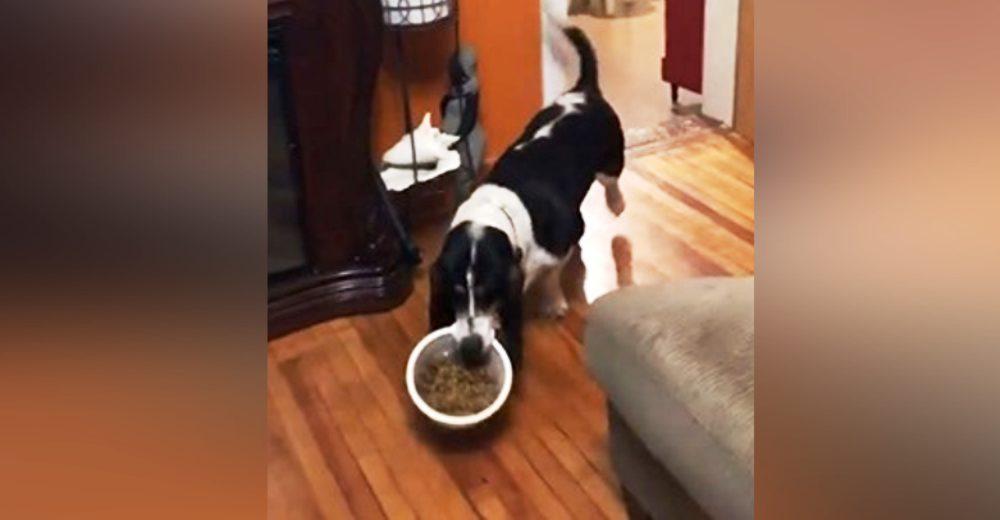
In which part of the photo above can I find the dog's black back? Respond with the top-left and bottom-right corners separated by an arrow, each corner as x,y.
489,28 -> 624,257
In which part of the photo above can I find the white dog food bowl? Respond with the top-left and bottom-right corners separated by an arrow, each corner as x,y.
405,325 -> 513,428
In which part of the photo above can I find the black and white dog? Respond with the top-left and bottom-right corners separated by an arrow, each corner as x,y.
429,26 -> 625,369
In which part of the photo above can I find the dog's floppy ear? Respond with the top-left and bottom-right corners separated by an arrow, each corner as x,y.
507,261 -> 524,293
511,246 -> 523,264
508,248 -> 524,292
429,260 -> 454,330
501,263 -> 525,368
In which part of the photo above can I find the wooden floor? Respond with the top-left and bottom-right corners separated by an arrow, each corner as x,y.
268,121 -> 754,520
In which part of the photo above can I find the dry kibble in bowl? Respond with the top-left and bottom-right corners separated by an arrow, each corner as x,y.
415,358 -> 500,415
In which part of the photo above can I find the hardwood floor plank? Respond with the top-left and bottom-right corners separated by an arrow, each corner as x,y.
356,454 -> 418,520
628,158 -> 754,244
278,354 -> 388,520
493,440 -> 573,520
515,431 -> 604,520
700,141 -> 755,188
270,327 -> 324,364
659,155 -> 753,221
656,138 -> 754,190
617,174 -> 754,274
518,366 -> 617,488
337,326 -> 408,422
436,448 -> 545,520
467,483 -> 512,520
492,366 -> 608,519
511,426 -> 599,517
268,357 -> 355,520
323,328 -> 479,520
291,354 -> 413,519
268,394 -> 323,520
393,286 -> 430,340
537,425 -> 626,520
513,331 -> 616,481
524,327 -> 605,416
654,152 -> 754,223
579,186 -> 731,287
350,314 -> 410,397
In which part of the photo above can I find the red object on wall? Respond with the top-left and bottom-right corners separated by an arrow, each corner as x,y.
662,0 -> 705,101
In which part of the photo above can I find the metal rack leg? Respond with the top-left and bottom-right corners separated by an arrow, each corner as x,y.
451,1 -> 476,207
394,31 -> 421,188
380,30 -> 421,264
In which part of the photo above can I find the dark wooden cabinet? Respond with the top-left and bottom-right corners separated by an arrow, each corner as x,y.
268,0 -> 414,339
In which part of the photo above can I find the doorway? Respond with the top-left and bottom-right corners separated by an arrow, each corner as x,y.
543,0 -> 701,143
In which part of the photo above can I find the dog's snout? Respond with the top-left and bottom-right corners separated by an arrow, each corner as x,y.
458,335 -> 487,366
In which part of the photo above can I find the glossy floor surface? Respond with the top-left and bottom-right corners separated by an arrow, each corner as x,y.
268,119 -> 754,519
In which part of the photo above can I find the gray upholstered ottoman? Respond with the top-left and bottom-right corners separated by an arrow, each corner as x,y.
585,277 -> 754,519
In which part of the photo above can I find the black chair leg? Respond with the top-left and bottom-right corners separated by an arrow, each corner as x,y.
670,83 -> 680,105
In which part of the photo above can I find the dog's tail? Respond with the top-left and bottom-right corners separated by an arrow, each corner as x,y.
564,26 -> 599,93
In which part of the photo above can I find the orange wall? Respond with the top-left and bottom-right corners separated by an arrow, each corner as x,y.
372,0 -> 542,164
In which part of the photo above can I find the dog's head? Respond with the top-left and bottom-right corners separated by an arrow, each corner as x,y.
431,223 -> 521,365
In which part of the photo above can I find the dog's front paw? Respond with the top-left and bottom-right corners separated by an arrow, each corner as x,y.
541,298 -> 569,319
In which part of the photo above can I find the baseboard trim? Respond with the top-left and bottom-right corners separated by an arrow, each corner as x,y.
268,261 -> 413,339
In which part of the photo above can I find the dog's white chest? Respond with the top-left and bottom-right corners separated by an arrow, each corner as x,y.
451,184 -> 560,289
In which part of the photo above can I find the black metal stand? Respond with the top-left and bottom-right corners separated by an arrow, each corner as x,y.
388,30 -> 423,264
371,2 -> 459,267
448,0 -> 476,208
379,0 -> 476,260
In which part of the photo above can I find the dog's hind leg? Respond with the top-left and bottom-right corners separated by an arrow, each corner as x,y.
538,257 -> 570,319
598,124 -> 626,216
597,173 -> 625,216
